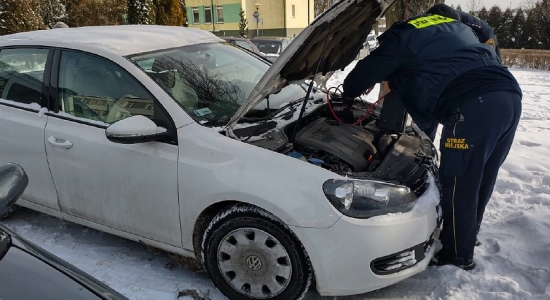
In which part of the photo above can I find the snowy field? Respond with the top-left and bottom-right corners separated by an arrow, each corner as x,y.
2,66 -> 550,300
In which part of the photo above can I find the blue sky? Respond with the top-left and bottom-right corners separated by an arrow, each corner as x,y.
445,0 -> 524,10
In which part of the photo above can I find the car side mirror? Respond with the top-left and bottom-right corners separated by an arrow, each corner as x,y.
0,163 -> 28,217
105,115 -> 167,144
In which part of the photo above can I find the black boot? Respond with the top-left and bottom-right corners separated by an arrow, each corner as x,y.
430,249 -> 476,270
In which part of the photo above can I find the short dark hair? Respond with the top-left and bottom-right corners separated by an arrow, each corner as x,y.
427,4 -> 460,21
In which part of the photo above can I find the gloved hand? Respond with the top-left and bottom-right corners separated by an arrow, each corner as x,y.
332,93 -> 355,106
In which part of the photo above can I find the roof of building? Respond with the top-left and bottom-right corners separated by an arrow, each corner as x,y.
0,25 -> 222,56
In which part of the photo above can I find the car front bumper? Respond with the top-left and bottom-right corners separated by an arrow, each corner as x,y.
291,176 -> 440,296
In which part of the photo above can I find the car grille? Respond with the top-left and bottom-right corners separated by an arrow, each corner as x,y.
370,236 -> 434,275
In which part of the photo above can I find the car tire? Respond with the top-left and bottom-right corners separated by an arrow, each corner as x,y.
202,204 -> 312,300
0,205 -> 17,220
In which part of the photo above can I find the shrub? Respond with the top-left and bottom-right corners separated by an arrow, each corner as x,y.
501,49 -> 550,70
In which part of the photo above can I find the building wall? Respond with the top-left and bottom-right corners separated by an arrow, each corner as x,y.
187,0 -> 314,38
244,0 -> 285,37
285,0 -> 315,37
186,0 -> 241,34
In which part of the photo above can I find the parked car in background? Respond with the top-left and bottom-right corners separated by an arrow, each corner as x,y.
0,163 -> 128,300
224,36 -> 265,58
0,0 -> 440,299
251,36 -> 293,61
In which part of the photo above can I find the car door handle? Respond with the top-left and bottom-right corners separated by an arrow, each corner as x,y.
47,136 -> 73,149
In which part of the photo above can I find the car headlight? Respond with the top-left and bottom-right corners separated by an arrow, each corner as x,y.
323,179 -> 417,218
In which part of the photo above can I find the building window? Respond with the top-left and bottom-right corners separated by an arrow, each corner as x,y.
192,7 -> 199,24
216,5 -> 224,23
204,6 -> 212,23
291,5 -> 295,18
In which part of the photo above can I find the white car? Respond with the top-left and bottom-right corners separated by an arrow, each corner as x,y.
0,0 -> 440,299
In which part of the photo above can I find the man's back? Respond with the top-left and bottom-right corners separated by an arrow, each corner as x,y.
343,13 -> 501,129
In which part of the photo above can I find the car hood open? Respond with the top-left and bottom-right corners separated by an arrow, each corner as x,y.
227,0 -> 395,129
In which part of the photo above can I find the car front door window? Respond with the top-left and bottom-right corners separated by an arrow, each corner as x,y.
58,51 -> 154,124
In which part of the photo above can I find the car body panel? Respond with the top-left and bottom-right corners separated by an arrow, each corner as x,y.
177,122 -> 343,249
291,176 -> 439,296
44,116 -> 182,247
0,103 -> 59,210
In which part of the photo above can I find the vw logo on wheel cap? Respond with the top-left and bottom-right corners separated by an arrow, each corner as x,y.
246,255 -> 263,271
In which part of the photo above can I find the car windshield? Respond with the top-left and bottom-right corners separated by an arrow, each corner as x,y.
252,40 -> 282,54
130,42 -> 305,125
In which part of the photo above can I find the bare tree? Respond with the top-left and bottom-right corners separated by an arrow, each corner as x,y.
466,0 -> 483,15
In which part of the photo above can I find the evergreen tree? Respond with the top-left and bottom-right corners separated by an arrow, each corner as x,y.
40,0 -> 66,29
539,0 -> 550,48
128,0 -> 155,24
498,8 -> 514,48
523,7 -> 537,48
478,7 -> 489,22
179,0 -> 188,27
486,6 -> 505,51
511,8 -> 526,48
154,0 -> 184,26
0,0 -> 44,35
238,8 -> 248,37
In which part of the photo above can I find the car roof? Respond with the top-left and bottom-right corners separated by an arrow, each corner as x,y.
0,25 -> 223,56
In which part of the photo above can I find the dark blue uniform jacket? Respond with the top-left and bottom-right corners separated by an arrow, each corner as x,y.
457,11 -> 501,59
342,14 -> 520,131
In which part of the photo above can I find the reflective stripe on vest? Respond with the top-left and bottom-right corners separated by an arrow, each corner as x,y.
408,14 -> 456,29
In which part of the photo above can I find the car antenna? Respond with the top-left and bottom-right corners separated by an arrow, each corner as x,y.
289,22 -> 333,144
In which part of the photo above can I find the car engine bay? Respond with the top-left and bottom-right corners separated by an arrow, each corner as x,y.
231,93 -> 438,194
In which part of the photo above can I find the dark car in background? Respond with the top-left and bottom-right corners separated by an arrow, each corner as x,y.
224,36 -> 264,57
0,163 -> 128,300
251,36 -> 293,61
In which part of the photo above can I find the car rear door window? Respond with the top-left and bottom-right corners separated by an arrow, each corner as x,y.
0,48 -> 48,106
58,51 -> 154,124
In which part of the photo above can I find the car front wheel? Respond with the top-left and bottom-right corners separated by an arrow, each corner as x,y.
202,204 -> 312,300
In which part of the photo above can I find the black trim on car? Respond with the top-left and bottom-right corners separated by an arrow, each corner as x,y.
44,112 -> 108,129
0,101 -> 41,113
49,49 -> 61,113
42,48 -> 55,109
370,237 -> 434,275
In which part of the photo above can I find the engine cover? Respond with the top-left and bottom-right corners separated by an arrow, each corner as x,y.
294,118 -> 377,171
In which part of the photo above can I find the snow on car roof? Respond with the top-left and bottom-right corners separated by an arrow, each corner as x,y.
0,25 -> 222,56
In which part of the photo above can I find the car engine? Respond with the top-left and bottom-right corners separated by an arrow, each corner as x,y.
237,94 -> 437,191
293,118 -> 377,172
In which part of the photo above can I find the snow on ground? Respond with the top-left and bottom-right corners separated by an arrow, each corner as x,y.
2,66 -> 550,300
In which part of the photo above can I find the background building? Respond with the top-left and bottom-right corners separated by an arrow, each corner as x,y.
186,0 -> 315,37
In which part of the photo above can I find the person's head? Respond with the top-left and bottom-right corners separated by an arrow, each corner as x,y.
427,4 -> 460,21
52,22 -> 69,29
